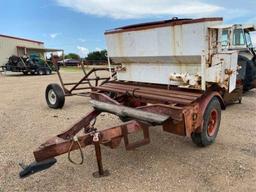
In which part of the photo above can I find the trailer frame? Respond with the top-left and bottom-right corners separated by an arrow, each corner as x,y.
45,56 -> 116,109
20,80 -> 224,178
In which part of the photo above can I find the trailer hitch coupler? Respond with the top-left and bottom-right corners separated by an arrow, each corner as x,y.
19,158 -> 57,178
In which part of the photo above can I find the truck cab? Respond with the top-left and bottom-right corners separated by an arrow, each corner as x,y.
220,24 -> 256,58
208,24 -> 256,91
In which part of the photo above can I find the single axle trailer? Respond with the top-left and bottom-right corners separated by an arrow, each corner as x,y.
20,81 -> 224,178
20,17 -> 256,178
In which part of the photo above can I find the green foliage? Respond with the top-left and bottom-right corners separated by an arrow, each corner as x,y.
64,53 -> 80,60
86,50 -> 107,61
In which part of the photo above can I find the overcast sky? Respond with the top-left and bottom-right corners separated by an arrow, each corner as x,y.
0,0 -> 256,57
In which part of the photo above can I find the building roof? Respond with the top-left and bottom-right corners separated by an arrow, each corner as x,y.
0,34 -> 44,44
16,46 -> 63,52
105,17 -> 223,35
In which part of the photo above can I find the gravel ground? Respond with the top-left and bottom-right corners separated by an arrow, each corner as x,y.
0,71 -> 255,192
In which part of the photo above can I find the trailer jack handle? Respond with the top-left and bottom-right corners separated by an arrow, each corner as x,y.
19,158 -> 57,178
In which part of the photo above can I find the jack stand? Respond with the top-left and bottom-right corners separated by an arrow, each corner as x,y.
92,133 -> 110,178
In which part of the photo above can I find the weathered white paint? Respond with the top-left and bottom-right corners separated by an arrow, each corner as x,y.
117,62 -> 201,85
0,35 -> 44,66
106,21 -> 221,58
204,51 -> 238,92
105,20 -> 222,87
105,19 -> 240,92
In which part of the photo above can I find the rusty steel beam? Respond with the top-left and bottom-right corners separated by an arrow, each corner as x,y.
92,81 -> 203,105
107,81 -> 202,97
57,110 -> 100,139
64,82 -> 90,86
94,86 -> 194,105
33,120 -> 149,162
102,82 -> 201,99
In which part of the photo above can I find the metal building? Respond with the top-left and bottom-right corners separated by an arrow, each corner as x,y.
0,34 -> 45,66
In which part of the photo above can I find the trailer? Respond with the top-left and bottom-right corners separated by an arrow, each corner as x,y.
2,55 -> 53,75
20,17 -> 256,178
45,55 -> 116,109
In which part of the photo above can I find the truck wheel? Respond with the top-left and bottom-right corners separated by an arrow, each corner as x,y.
238,55 -> 256,91
45,84 -> 65,109
38,69 -> 45,75
191,97 -> 221,147
45,69 -> 52,75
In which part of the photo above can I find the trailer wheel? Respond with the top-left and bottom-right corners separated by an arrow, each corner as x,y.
45,84 -> 65,109
45,69 -> 52,75
38,69 -> 45,75
191,97 -> 221,147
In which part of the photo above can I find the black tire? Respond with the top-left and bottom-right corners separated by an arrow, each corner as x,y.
23,71 -> 28,75
38,69 -> 45,75
45,84 -> 65,109
45,68 -> 52,75
191,97 -> 221,147
238,55 -> 256,91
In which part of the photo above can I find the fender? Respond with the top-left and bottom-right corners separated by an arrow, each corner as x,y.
198,91 -> 225,113
193,91 -> 225,133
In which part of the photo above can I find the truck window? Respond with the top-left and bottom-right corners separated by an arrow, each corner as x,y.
221,29 -> 228,46
250,31 -> 256,47
233,29 -> 245,45
245,30 -> 253,48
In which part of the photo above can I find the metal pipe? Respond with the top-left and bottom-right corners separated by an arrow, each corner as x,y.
90,100 -> 169,124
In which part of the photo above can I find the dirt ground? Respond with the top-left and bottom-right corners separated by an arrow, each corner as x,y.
0,70 -> 255,192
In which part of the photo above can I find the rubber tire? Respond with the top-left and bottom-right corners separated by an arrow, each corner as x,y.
45,69 -> 52,75
191,97 -> 221,147
38,69 -> 45,75
23,71 -> 28,75
45,84 -> 65,109
238,55 -> 256,91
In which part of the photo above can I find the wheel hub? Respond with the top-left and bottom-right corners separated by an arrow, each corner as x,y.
48,90 -> 57,105
207,109 -> 218,137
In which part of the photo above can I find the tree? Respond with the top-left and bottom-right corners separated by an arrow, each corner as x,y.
86,50 -> 107,61
64,53 -> 80,60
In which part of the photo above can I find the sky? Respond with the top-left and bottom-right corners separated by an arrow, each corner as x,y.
0,0 -> 256,57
